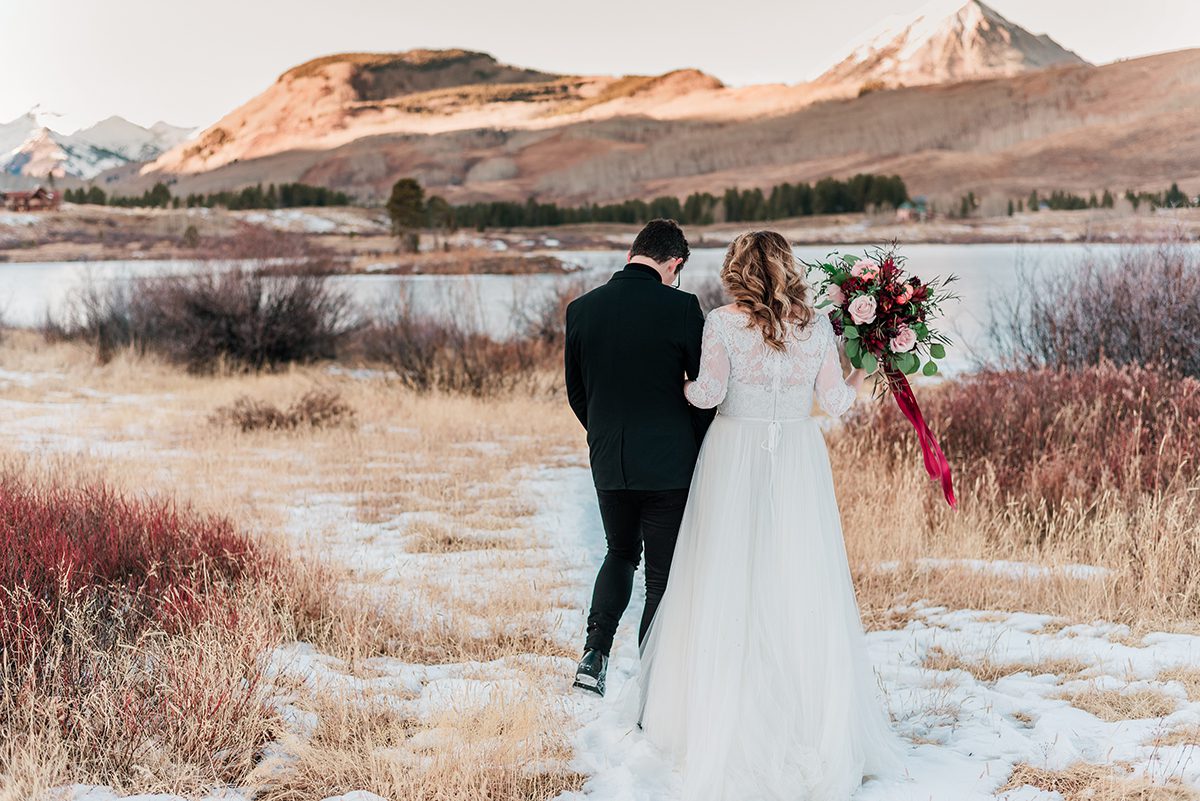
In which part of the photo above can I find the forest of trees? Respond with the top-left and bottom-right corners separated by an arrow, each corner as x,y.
449,174 -> 910,230
63,182 -> 351,210
1019,185 -> 1194,214
1125,183 -> 1195,211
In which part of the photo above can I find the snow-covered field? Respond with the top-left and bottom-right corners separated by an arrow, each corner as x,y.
237,208 -> 389,235
4,360 -> 1200,801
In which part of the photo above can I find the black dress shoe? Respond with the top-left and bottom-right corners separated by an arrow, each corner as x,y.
573,649 -> 608,696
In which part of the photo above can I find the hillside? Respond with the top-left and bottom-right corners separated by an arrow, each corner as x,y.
90,3 -> 1200,206
117,49 -> 1200,207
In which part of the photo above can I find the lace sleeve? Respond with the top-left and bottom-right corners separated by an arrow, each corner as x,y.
684,311 -> 730,409
815,315 -> 856,418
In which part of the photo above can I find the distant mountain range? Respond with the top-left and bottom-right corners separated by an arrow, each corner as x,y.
0,110 -> 192,183
13,1 -> 1200,206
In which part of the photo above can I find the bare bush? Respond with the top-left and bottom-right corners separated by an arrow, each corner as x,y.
42,278 -> 152,362
47,267 -> 355,372
140,269 -> 354,371
353,283 -> 577,396
991,243 -> 1200,378
510,277 -> 589,348
211,389 -> 356,432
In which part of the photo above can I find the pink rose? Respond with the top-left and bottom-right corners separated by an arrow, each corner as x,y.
827,283 -> 846,306
890,325 -> 917,352
851,260 -> 880,280
894,284 -> 914,304
847,295 -> 877,325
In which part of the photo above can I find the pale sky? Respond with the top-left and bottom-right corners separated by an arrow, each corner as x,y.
2,0 -> 1197,133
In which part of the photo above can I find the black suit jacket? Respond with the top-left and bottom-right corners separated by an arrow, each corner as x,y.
565,263 -> 716,491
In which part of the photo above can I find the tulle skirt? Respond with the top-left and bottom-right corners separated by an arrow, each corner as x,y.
635,414 -> 903,801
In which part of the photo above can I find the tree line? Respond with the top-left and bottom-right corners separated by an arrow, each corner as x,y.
63,182 -> 351,210
446,174 -> 910,230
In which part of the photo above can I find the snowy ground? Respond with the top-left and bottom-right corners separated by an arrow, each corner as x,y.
7,366 -> 1200,801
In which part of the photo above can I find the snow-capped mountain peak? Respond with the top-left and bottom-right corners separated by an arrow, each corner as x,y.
817,0 -> 1089,90
0,111 -> 194,180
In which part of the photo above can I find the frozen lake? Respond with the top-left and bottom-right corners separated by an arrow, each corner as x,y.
0,243 -> 1188,374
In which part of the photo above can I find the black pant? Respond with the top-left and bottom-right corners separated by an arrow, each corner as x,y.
584,488 -> 689,656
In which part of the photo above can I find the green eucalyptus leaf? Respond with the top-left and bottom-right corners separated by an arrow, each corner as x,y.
845,339 -> 861,359
850,353 -> 863,369
842,254 -> 860,266
844,325 -> 860,340
930,343 -> 946,359
923,361 -> 939,376
862,352 -> 878,374
903,354 -> 920,375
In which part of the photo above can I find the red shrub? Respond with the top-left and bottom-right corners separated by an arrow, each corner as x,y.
843,364 -> 1200,509
0,474 -> 268,679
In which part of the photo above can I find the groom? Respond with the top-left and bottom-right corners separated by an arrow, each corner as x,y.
564,218 -> 714,696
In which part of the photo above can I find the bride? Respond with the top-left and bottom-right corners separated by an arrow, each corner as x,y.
635,230 -> 903,800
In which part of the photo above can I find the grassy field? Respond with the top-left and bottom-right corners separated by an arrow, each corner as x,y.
2,315 -> 1200,800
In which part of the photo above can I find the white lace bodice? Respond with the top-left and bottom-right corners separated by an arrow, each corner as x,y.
684,305 -> 856,419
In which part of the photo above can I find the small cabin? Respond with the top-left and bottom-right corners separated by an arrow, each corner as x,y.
2,186 -> 62,212
896,197 -> 929,223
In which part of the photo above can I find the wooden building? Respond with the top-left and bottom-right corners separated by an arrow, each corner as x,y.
1,186 -> 62,211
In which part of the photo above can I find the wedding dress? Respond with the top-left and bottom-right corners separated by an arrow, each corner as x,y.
635,305 -> 903,801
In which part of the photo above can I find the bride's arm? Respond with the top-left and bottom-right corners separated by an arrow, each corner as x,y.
815,319 -> 860,417
684,312 -> 730,409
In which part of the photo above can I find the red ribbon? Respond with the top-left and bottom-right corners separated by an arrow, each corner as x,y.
885,368 -> 957,509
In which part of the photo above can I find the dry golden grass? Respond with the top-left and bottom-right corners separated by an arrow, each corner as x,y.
8,329 -> 1200,798
922,646 -> 1089,684
255,690 -> 585,801
1011,710 -> 1036,728
1,594 -> 281,799
1001,763 -> 1199,801
0,333 -> 584,800
1158,667 -> 1200,702
1057,686 -> 1179,723
832,407 -> 1200,637
404,519 -> 519,553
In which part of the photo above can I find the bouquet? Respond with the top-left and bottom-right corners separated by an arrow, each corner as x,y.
806,246 -> 959,508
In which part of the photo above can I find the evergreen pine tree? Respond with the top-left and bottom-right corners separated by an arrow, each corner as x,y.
387,178 -> 426,252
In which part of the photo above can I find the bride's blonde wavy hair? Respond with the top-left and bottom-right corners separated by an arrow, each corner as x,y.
720,230 -> 812,350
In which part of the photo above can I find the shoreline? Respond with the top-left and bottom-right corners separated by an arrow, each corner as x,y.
2,204 -> 1199,268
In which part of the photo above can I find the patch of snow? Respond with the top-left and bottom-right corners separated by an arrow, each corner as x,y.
0,367 -> 59,387
242,209 -> 339,234
0,211 -> 41,227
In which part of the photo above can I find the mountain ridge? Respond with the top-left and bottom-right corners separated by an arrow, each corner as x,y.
815,0 -> 1089,90
0,110 -> 193,181
17,3 -> 1200,208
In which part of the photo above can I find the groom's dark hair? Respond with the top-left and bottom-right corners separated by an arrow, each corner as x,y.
630,219 -> 689,265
